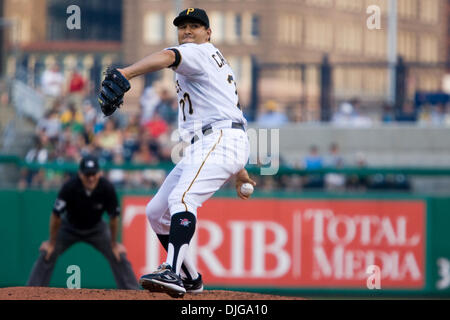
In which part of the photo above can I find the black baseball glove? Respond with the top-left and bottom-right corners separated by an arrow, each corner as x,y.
98,67 -> 131,116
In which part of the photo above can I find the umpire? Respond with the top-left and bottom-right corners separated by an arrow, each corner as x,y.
27,155 -> 139,289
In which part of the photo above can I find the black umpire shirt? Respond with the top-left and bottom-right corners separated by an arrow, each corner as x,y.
52,176 -> 120,230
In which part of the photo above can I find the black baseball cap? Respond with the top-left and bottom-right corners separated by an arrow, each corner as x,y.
79,155 -> 100,175
173,8 -> 210,28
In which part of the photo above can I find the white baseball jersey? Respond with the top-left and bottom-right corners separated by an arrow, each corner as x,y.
147,41 -> 251,278
167,42 -> 247,137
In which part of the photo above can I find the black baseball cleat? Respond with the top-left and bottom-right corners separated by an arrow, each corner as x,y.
139,263 -> 186,298
182,273 -> 204,293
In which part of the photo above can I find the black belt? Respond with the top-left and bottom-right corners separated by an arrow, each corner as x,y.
191,122 -> 245,144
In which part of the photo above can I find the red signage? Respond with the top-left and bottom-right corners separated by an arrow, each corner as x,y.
122,197 -> 425,289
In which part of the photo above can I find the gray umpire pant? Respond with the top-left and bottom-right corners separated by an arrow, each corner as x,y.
27,216 -> 139,290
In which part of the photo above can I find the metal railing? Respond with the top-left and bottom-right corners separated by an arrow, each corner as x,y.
11,78 -> 45,122
2,154 -> 450,177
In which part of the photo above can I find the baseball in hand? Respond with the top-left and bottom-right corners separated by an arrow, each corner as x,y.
240,183 -> 254,196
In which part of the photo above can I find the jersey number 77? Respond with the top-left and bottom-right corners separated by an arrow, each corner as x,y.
180,92 -> 193,121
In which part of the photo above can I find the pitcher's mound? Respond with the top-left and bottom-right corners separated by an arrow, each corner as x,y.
0,287 -> 305,300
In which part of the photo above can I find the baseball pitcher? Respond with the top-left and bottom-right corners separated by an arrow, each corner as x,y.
98,8 -> 255,297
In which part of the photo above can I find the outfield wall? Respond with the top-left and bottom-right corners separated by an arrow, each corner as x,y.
1,190 -> 449,297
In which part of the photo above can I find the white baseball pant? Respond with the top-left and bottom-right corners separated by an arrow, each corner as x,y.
145,127 -> 249,275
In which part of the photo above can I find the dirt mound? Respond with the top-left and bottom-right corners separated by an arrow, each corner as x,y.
0,287 -> 304,300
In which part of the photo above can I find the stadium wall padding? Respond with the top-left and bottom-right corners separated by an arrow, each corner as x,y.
1,190 -> 449,297
0,190 -> 116,288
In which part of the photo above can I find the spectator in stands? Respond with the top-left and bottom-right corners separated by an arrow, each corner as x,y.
154,131 -> 173,162
332,98 -> 372,127
58,127 -> 80,162
280,174 -> 303,192
144,112 -> 169,139
0,79 -> 9,107
345,152 -> 368,191
81,119 -> 96,145
86,135 -> 104,160
93,115 -> 106,134
381,102 -> 395,123
323,143 -> 346,191
128,137 -> 160,189
418,103 -> 433,126
41,63 -> 65,112
108,152 -> 127,189
140,83 -> 162,125
304,145 -> 323,170
56,126 -> 72,159
19,133 -> 53,189
68,69 -> 86,94
82,99 -> 97,125
395,100 -> 417,122
111,107 -> 129,131
445,104 -> 450,126
60,102 -> 84,134
332,102 -> 356,126
142,169 -> 167,190
29,169 -> 46,189
97,119 -> 123,163
325,170 -> 346,191
122,114 -> 141,162
155,88 -> 177,125
324,142 -> 344,168
260,176 -> 277,192
67,68 -> 87,111
430,104 -> 446,126
286,103 -> 303,123
371,173 -> 410,191
256,100 -> 289,128
37,109 -> 62,143
302,145 -> 324,189
284,103 -> 299,122
133,138 -> 157,164
74,132 -> 88,159
25,133 -> 50,165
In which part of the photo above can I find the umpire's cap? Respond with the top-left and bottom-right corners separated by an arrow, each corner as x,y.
173,8 -> 210,28
79,155 -> 100,175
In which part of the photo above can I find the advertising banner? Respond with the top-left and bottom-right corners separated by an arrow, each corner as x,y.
123,197 -> 425,289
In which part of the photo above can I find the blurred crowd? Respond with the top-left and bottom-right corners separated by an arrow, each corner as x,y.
18,63 -> 178,190
251,142 -> 411,193
9,63 -> 441,192
255,97 -> 450,127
